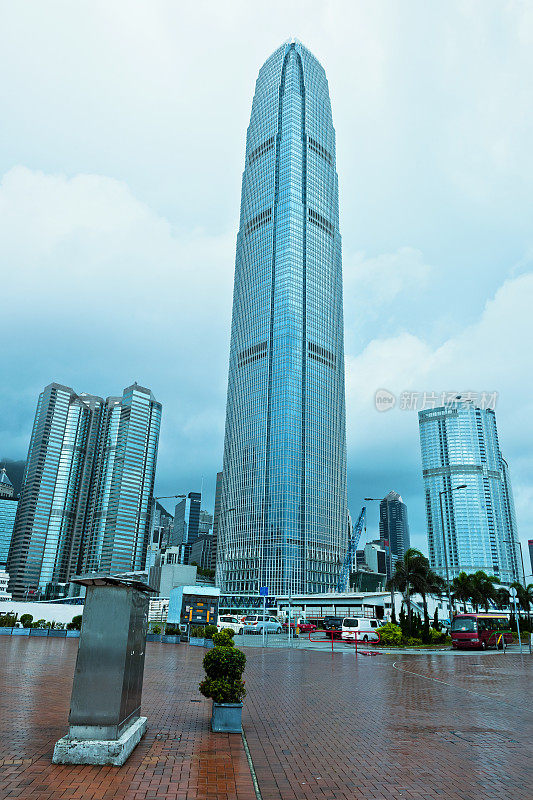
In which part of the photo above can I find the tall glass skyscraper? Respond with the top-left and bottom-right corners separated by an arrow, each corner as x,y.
217,41 -> 348,596
8,382 -> 161,598
419,400 -> 520,585
379,491 -> 410,578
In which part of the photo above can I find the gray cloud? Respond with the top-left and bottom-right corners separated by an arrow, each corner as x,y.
1,1 -> 532,557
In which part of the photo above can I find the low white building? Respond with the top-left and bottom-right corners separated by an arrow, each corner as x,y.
0,569 -> 11,600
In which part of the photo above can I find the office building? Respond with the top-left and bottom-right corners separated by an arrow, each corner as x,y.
217,41 -> 348,596
0,468 -> 14,499
0,568 -> 10,599
419,399 -> 520,584
148,552 -> 197,598
153,501 -> 175,549
211,471 -> 223,571
379,491 -> 410,579
8,382 -> 161,599
0,498 -> 18,567
145,501 -> 174,570
172,492 -> 201,564
190,534 -> 215,572
0,465 -> 17,568
198,510 -> 213,536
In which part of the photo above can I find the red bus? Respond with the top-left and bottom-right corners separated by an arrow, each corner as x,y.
451,613 -> 512,650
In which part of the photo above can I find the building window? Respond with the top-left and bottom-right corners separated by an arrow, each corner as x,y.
308,136 -> 333,167
308,341 -> 336,369
248,136 -> 275,166
308,208 -> 335,237
245,208 -> 272,236
238,341 -> 268,367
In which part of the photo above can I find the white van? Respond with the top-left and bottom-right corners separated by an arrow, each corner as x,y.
217,615 -> 244,635
340,617 -> 380,642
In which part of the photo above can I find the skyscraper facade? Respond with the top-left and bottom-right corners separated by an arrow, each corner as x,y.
171,492 -> 202,564
0,498 -> 17,567
379,491 -> 410,578
211,470 -> 223,571
419,400 -> 520,585
8,382 -> 161,598
217,41 -> 348,596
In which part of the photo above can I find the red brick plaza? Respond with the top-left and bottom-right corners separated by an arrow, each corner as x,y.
0,638 -> 531,800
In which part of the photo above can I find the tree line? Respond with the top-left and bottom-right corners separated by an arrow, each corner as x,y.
387,548 -> 533,640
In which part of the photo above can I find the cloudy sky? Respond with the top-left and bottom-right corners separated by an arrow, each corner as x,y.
1,1 -> 532,562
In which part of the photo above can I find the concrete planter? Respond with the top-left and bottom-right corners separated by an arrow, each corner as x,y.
211,702 -> 243,733
146,633 -> 162,642
189,637 -> 214,648
161,634 -> 179,644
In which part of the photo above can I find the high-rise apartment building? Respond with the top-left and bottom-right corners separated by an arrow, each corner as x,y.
419,400 -> 520,584
379,491 -> 410,578
217,41 -> 348,595
8,382 -> 161,599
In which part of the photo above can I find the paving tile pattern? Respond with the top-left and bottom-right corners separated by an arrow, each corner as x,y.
243,648 -> 532,800
0,638 -> 531,800
0,638 -> 255,800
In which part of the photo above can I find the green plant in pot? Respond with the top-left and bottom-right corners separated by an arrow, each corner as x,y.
199,629 -> 246,732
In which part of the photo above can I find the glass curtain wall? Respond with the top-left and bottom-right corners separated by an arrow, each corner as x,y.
419,401 -> 520,585
218,42 -> 348,596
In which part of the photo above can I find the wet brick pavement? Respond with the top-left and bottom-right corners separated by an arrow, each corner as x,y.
0,638 -> 531,800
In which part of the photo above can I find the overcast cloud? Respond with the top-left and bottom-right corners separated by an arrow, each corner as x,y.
1,0 -> 532,559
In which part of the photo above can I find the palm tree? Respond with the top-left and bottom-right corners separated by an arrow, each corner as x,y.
510,582 -> 533,625
386,548 -> 428,636
451,572 -> 472,612
470,571 -> 500,612
420,569 -> 446,640
495,586 -> 510,610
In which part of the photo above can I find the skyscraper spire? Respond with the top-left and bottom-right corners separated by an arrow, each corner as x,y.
217,42 -> 348,595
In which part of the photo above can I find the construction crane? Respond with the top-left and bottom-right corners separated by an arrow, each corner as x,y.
336,506 -> 366,592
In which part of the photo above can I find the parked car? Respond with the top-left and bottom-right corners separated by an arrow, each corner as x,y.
217,615 -> 244,635
242,615 -> 282,634
322,616 -> 344,638
282,620 -> 317,632
340,617 -> 380,642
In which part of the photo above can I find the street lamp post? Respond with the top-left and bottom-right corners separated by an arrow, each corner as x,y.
438,484 -> 467,621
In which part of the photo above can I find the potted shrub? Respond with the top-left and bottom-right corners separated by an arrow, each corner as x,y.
189,626 -> 205,646
203,624 -> 218,649
199,629 -> 246,733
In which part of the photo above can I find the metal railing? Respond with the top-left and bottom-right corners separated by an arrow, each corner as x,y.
308,629 -> 381,656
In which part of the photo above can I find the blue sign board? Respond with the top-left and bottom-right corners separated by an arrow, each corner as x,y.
259,586 -> 269,597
